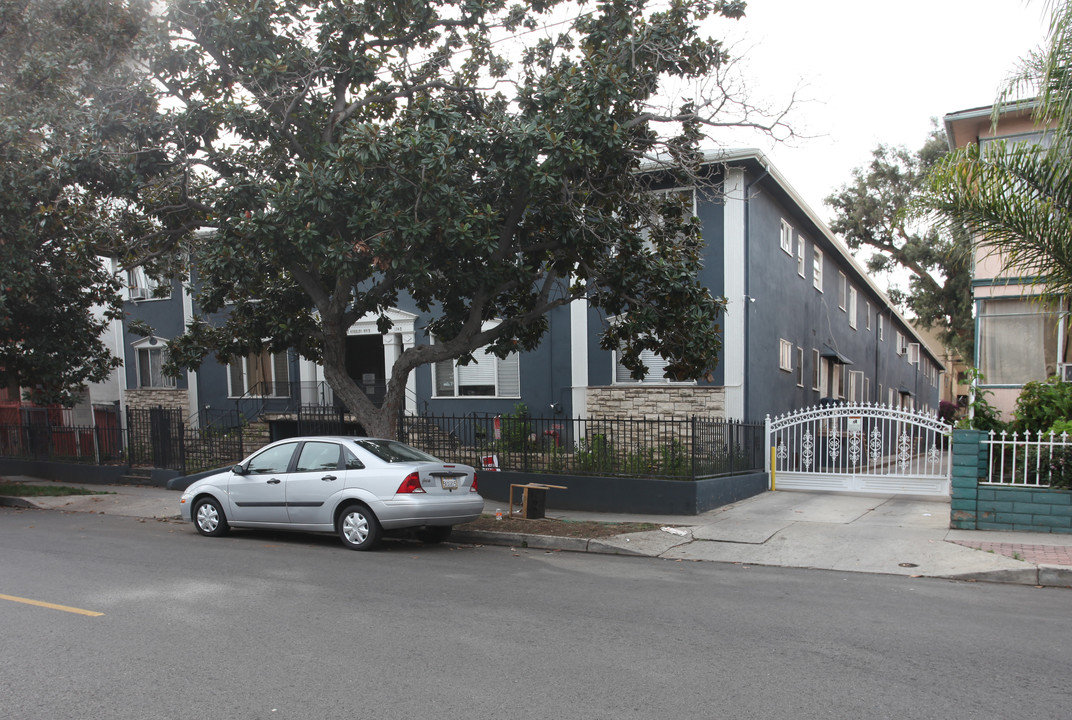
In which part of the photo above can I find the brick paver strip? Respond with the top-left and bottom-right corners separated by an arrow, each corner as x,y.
950,541 -> 1072,566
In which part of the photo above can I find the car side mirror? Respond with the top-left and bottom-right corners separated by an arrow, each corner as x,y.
231,464 -> 247,475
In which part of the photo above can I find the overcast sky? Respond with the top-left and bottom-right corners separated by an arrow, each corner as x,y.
710,0 -> 1050,223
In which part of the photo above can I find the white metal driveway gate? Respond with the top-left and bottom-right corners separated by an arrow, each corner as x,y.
766,403 -> 952,496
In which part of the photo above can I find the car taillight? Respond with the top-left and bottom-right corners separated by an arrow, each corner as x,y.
396,472 -> 426,494
470,473 -> 479,493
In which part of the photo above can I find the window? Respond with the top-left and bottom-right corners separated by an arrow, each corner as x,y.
229,349 -> 289,397
126,266 -> 170,301
796,236 -> 806,276
813,247 -> 824,291
908,342 -> 920,365
780,219 -> 793,255
435,347 -> 520,397
848,287 -> 858,330
895,331 -> 906,356
838,272 -> 847,310
811,349 -> 821,391
864,376 -> 871,403
294,442 -> 342,472
779,339 -> 793,372
247,442 -> 298,475
878,315 -> 885,341
832,363 -> 843,399
866,302 -> 872,330
797,347 -> 805,387
613,346 -> 686,385
978,298 -> 1063,385
135,341 -> 175,389
849,370 -> 864,403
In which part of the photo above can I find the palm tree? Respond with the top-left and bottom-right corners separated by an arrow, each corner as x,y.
923,0 -> 1072,304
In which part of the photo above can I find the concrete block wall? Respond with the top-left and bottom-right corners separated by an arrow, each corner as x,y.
950,428 -> 1072,533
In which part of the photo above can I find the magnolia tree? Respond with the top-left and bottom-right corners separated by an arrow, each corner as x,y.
86,0 -> 792,438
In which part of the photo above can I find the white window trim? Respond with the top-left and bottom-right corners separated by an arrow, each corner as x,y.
878,315 -> 885,342
838,272 -> 847,310
796,347 -> 805,387
227,350 -> 290,398
796,236 -> 806,277
780,219 -> 793,255
779,339 -> 793,372
126,266 -> 170,302
811,348 -> 821,391
433,321 -> 521,399
813,247 -> 824,291
848,287 -> 858,330
866,301 -> 872,330
132,337 -> 176,389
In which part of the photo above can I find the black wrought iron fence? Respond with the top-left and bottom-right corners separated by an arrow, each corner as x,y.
400,413 -> 765,480
0,423 -> 124,464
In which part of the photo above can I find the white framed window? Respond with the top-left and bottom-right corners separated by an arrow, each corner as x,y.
813,247 -> 824,291
895,331 -> 906,356
838,272 -> 847,310
866,302 -> 872,330
878,315 -> 885,341
796,236 -> 806,277
434,328 -> 521,398
133,338 -> 175,389
908,342 -> 920,365
126,267 -> 170,301
849,370 -> 864,402
978,297 -> 1063,385
779,339 -> 793,372
832,363 -> 844,399
889,387 -> 897,407
797,347 -> 805,387
848,287 -> 858,329
780,219 -> 793,255
228,349 -> 289,397
864,376 -> 871,402
811,349 -> 821,391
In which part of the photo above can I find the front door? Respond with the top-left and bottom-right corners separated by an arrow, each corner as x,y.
227,441 -> 297,523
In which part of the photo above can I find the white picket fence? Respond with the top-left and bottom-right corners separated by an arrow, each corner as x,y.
983,430 -> 1072,487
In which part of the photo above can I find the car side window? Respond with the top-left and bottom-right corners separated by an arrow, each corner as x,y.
294,442 -> 342,473
344,449 -> 364,470
246,443 -> 298,475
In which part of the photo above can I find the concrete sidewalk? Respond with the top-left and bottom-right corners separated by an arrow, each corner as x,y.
3,474 -> 1072,587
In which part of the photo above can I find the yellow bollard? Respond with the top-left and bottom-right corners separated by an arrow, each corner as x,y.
770,447 -> 776,491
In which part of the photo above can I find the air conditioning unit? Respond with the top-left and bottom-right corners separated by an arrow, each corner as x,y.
129,286 -> 150,301
1059,363 -> 1072,382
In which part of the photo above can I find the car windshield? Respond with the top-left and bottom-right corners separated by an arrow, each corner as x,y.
353,439 -> 441,463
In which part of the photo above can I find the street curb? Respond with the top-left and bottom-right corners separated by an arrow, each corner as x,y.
452,529 -> 593,553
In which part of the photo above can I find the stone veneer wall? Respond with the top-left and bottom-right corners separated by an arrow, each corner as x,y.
586,386 -> 726,419
125,388 -> 189,423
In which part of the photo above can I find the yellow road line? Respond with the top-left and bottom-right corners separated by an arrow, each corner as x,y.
0,593 -> 104,617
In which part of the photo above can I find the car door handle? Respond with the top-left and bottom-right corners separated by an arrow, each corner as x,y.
267,478 -> 281,485
322,475 -> 337,482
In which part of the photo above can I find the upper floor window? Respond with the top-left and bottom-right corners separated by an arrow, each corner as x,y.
813,247 -> 824,291
779,339 -> 793,372
434,322 -> 520,398
848,287 -> 858,329
796,236 -> 806,277
780,219 -> 793,255
838,272 -> 847,310
229,349 -> 289,397
126,266 -> 170,302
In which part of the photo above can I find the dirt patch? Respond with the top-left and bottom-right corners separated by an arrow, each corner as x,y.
458,515 -> 661,539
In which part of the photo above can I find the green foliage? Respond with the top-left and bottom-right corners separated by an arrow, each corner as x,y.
498,403 -> 534,453
1012,378 -> 1072,432
0,0 -> 156,403
923,1 -> 1072,308
955,368 -> 1006,432
827,126 -> 973,360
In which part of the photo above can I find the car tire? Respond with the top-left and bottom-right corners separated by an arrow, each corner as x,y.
415,526 -> 452,544
193,497 -> 230,537
338,504 -> 382,551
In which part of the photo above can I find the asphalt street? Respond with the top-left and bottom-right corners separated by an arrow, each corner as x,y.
2,507 -> 1071,719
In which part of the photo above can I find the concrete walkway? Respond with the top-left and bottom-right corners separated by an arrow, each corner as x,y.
3,474 -> 1072,587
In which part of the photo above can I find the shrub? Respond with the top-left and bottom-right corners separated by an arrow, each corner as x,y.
1012,378 -> 1072,432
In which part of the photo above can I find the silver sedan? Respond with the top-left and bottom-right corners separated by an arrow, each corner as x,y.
179,436 -> 483,550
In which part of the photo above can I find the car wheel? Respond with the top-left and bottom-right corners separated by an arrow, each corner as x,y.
338,504 -> 382,551
193,497 -> 230,537
415,526 -> 452,544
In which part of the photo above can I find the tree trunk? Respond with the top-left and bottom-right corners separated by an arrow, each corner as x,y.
320,322 -> 398,439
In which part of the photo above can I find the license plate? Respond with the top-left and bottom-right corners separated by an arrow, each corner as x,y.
440,477 -> 459,489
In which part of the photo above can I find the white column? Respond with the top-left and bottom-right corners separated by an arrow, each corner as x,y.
723,168 -> 747,420
570,293 -> 589,417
